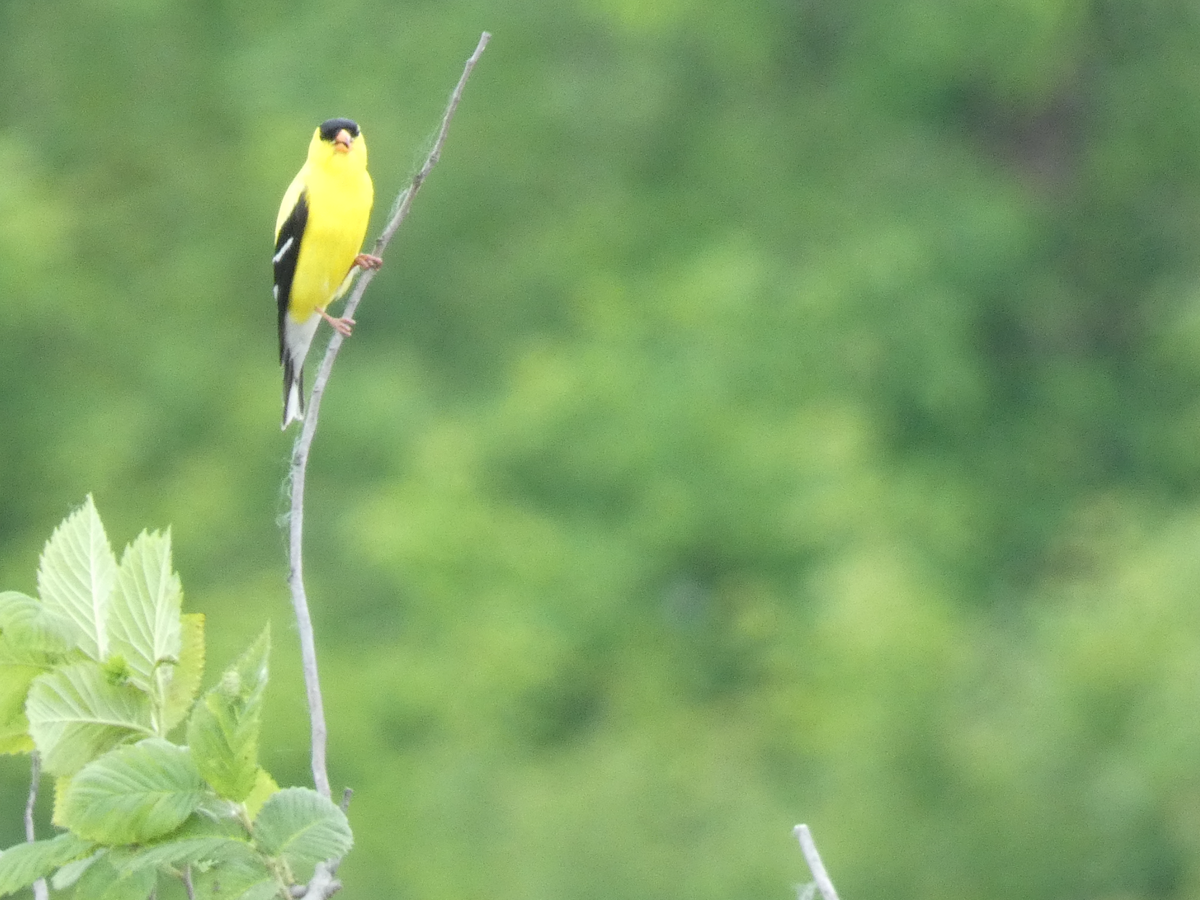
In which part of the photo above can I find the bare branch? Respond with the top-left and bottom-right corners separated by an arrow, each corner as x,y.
24,750 -> 38,841
26,751 -> 47,900
296,862 -> 341,900
793,824 -> 840,900
287,28 -> 489,803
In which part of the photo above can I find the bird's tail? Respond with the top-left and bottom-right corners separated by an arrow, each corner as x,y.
282,357 -> 304,429
280,312 -> 322,430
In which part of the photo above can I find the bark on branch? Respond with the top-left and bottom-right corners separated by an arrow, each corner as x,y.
285,30 -> 490,900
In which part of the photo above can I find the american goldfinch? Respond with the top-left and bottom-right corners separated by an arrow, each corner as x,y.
274,117 -> 382,428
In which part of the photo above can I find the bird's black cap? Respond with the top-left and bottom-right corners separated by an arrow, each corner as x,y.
319,118 -> 361,141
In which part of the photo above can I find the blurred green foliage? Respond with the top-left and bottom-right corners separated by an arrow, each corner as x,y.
4,0 -> 1200,897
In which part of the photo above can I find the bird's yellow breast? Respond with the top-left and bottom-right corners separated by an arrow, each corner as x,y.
287,152 -> 374,323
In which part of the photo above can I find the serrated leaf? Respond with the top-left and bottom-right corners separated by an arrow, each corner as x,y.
107,530 -> 182,701
171,807 -> 253,840
58,738 -> 203,844
232,626 -> 270,695
253,787 -> 352,879
0,732 -> 33,755
243,768 -> 279,821
0,596 -> 72,751
50,849 -> 102,889
188,628 -> 269,802
51,775 -> 71,828
70,852 -> 155,900
0,591 -> 80,654
26,661 -> 154,776
0,650 -> 45,752
187,797 -> 257,837
162,613 -> 205,733
116,835 -> 255,875
37,496 -> 116,662
187,694 -> 259,803
0,832 -> 94,896
191,851 -> 279,900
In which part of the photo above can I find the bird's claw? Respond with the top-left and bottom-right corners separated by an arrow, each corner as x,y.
354,253 -> 384,270
320,310 -> 356,336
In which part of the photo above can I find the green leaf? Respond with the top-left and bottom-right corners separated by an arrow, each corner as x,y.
0,732 -> 33,755
170,807 -> 252,839
243,767 -> 279,820
37,496 -> 116,662
162,612 -> 205,734
51,775 -> 70,829
187,627 -> 269,802
116,835 -> 255,875
50,849 -> 101,889
0,594 -> 76,754
0,832 -> 93,897
232,625 -> 270,697
107,530 -> 182,704
0,651 -> 46,755
0,591 -> 80,654
187,694 -> 258,803
26,661 -> 154,776
69,852 -> 155,900
253,787 -> 352,879
57,738 -> 203,844
190,851 -> 280,900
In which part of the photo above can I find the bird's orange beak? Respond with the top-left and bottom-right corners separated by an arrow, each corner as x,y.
334,129 -> 353,152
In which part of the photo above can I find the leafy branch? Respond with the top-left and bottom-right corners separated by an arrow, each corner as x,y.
0,497 -> 350,899
0,33 -> 489,900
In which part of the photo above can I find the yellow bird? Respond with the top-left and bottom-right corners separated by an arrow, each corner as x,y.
274,117 -> 380,428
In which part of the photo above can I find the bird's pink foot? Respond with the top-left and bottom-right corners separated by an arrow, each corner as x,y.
320,309 -> 356,336
354,253 -> 384,270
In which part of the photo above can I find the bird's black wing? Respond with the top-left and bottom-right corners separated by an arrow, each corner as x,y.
273,191 -> 308,363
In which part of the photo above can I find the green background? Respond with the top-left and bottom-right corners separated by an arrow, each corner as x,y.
5,0 -> 1200,897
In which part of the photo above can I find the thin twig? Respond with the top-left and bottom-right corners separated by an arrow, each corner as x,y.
24,750 -> 38,841
26,751 -> 47,900
182,864 -> 195,900
284,24 -> 490,805
794,825 -> 840,900
297,862 -> 341,900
